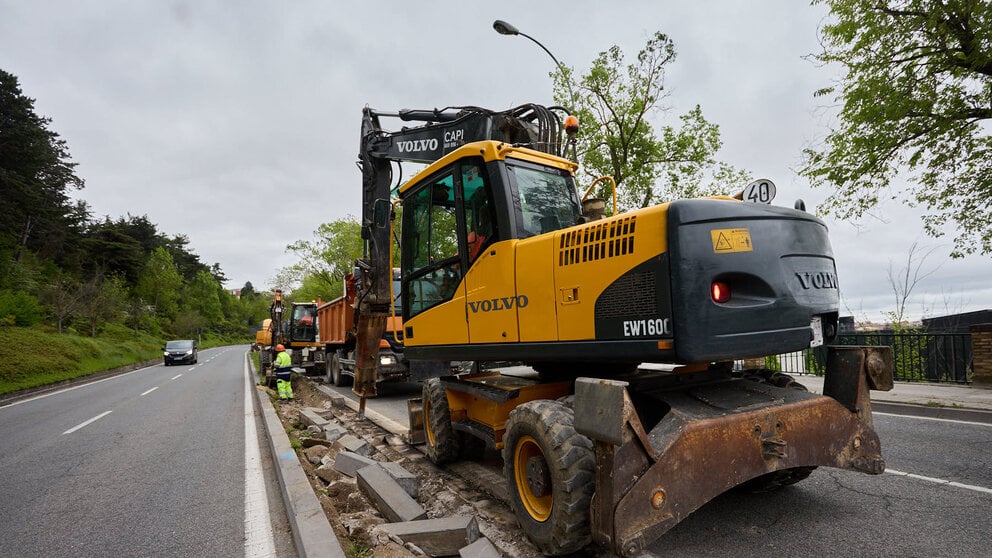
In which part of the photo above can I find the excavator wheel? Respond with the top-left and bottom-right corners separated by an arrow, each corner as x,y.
735,368 -> 817,492
502,399 -> 595,556
423,378 -> 460,464
329,352 -> 351,387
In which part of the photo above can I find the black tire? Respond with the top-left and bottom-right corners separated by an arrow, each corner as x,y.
164,361 -> 169,367
330,352 -> 351,387
735,368 -> 804,389
502,400 -> 595,556
423,378 -> 460,464
736,368 -> 817,492
739,466 -> 817,493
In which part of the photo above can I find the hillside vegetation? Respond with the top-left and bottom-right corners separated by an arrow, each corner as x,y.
0,325 -> 245,397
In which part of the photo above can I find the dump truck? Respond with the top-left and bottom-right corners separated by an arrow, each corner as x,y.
347,103 -> 893,556
318,269 -> 408,387
254,289 -> 325,386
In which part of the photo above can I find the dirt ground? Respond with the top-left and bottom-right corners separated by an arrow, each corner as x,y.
268,376 -> 553,558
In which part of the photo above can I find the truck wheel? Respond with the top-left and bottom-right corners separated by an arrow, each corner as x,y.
736,368 -> 817,492
423,378 -> 460,464
330,352 -> 351,387
503,400 -> 595,556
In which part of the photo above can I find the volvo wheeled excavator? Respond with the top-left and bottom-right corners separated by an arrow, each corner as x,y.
349,103 -> 893,556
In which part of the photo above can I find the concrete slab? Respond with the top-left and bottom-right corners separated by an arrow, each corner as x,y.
334,434 -> 371,456
324,424 -> 347,442
357,464 -> 427,523
299,407 -> 330,428
379,461 -> 419,498
459,537 -> 500,558
380,516 -> 479,557
333,451 -> 378,477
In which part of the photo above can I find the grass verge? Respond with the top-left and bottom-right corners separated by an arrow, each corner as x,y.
0,325 -> 248,397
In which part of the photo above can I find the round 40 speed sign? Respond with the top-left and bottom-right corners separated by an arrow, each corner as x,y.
742,179 -> 776,204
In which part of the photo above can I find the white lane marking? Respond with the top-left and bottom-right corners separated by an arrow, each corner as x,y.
886,469 -> 992,496
875,411 -> 992,428
244,354 -> 276,556
171,375 -> 182,380
140,387 -> 159,397
62,411 -> 112,435
1,363 -> 161,409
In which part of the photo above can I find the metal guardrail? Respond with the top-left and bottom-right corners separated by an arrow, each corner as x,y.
770,333 -> 973,384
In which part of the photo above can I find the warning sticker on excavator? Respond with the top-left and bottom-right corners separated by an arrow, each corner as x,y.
711,228 -> 753,253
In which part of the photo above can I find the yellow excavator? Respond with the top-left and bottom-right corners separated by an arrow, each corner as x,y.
254,289 -> 323,385
349,104 -> 893,556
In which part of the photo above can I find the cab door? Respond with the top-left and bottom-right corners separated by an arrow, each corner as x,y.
400,166 -> 468,346
459,161 -> 520,343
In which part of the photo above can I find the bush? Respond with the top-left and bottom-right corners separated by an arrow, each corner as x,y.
0,289 -> 43,327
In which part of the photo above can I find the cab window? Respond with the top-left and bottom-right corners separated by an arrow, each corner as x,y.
402,171 -> 461,317
462,163 -> 496,263
507,160 -> 580,237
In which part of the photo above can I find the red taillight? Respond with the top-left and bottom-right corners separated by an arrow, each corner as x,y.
711,281 -> 731,303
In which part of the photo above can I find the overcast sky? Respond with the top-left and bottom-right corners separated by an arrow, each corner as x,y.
2,0 -> 988,322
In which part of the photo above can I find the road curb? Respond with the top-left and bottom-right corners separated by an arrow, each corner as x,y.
250,357 -> 346,558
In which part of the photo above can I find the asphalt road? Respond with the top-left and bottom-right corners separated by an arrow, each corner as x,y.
323,377 -> 992,558
0,346 -> 294,558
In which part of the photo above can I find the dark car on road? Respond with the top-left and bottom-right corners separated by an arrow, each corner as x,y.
163,340 -> 198,366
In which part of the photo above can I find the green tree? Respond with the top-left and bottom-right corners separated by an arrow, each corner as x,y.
240,281 -> 257,300
38,271 -> 82,334
283,216 -> 364,299
163,234 -> 210,282
802,0 -> 992,257
183,269 -> 224,324
81,219 -> 147,284
76,273 -> 127,337
135,247 -> 182,319
553,32 -> 750,211
0,69 -> 88,262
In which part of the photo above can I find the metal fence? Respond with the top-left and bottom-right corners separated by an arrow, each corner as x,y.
771,332 -> 973,384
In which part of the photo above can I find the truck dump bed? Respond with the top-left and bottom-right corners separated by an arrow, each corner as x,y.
318,296 -> 354,345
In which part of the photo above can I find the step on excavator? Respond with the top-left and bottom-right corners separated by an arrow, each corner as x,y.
348,103 -> 893,556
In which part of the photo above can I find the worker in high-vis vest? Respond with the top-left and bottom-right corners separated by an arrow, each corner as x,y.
273,344 -> 294,400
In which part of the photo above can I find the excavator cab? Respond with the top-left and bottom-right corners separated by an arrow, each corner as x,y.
289,303 -> 317,343
398,143 -> 582,347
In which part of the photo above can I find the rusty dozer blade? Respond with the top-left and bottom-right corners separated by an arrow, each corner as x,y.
574,346 -> 893,557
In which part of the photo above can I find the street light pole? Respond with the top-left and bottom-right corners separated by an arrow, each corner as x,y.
493,19 -> 576,106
